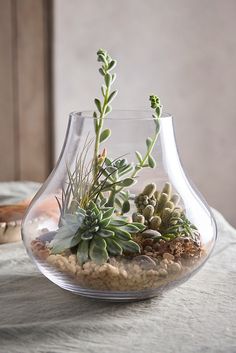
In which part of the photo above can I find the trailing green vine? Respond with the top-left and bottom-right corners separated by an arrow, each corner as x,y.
93,49 -> 117,177
132,95 -> 162,177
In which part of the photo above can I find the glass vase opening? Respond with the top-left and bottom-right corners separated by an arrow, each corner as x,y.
22,111 -> 217,301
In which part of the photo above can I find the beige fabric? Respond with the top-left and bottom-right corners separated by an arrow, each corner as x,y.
0,208 -> 235,353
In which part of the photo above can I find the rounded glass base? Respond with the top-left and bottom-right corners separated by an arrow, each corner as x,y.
22,112 -> 217,301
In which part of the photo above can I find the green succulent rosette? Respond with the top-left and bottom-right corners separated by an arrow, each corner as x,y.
50,201 -> 145,265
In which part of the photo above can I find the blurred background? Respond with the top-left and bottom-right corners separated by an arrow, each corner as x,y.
0,0 -> 235,226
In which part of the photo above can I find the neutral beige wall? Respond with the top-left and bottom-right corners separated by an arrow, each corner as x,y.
53,0 -> 236,226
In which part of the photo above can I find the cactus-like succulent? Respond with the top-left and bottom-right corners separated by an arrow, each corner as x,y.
50,201 -> 145,265
133,182 -> 200,243
134,182 -> 182,232
134,183 -> 157,213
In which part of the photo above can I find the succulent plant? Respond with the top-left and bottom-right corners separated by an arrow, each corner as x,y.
134,182 -> 182,231
93,49 -> 118,177
50,201 -> 145,265
162,213 -> 201,243
132,96 -> 162,177
134,182 -> 200,243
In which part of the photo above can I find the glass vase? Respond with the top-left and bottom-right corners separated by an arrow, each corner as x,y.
22,111 -> 217,301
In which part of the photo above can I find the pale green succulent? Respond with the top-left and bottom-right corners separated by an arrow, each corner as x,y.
133,182 -> 200,243
134,182 -> 182,231
50,201 -> 145,265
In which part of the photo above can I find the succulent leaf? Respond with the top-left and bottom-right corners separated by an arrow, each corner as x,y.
102,207 -> 114,219
77,240 -> 89,265
97,229 -> 115,238
89,238 -> 108,265
148,155 -> 156,168
122,200 -> 130,214
106,238 -> 122,255
121,224 -> 141,233
51,235 -> 81,254
109,219 -> 128,226
108,227 -> 131,241
99,128 -> 111,143
135,151 -> 143,164
115,239 -> 140,253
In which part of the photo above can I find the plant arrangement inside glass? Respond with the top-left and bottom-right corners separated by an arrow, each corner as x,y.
22,49 -> 216,301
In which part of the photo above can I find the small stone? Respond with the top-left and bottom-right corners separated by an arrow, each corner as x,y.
133,255 -> 156,270
108,257 -> 118,266
153,242 -> 160,251
144,245 -> 153,252
145,252 -> 154,257
184,238 -> 191,243
120,269 -> 128,279
37,231 -> 56,243
142,229 -> 162,239
160,260 -> 168,269
83,262 -> 92,270
98,265 -> 107,273
158,269 -> 168,277
107,264 -> 120,276
168,262 -> 182,274
163,252 -> 175,261
142,238 -> 154,247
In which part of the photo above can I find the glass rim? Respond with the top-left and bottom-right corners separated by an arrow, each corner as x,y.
70,110 -> 172,121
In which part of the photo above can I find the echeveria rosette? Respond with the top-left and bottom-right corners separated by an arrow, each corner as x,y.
50,201 -> 145,265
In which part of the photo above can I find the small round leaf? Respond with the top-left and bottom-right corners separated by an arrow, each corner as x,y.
99,129 -> 111,143
148,155 -> 156,168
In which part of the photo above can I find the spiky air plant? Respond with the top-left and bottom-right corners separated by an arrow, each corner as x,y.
56,137 -> 95,220
50,201 -> 145,265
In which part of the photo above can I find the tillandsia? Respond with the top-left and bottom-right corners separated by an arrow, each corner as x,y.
49,48 -> 201,267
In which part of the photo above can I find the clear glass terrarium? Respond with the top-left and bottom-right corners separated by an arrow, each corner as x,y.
22,110 -> 216,301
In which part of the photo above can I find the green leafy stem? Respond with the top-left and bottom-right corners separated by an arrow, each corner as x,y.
93,49 -> 117,177
132,95 -> 162,177
101,95 -> 163,211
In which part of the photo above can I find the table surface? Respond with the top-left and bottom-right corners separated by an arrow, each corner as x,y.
0,183 -> 236,353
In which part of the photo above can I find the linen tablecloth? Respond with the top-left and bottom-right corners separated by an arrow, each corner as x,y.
0,183 -> 235,353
